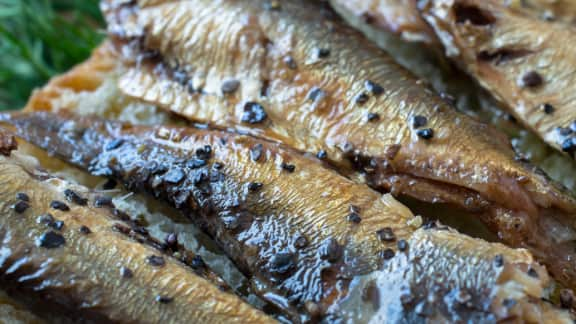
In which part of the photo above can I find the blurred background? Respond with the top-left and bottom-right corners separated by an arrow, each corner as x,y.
0,0 -> 103,109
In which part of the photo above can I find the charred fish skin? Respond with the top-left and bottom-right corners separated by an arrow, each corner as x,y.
4,111 -> 417,321
5,112 -> 574,323
101,0 -> 576,292
0,138 -> 273,323
419,0 -> 576,158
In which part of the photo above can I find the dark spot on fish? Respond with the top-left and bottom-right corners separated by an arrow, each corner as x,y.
397,240 -> 408,252
453,3 -> 495,25
79,225 -> 91,234
155,295 -> 173,304
164,168 -> 185,184
120,266 -> 133,279
366,112 -> 380,122
294,235 -> 308,249
319,238 -> 342,263
365,80 -> 384,96
520,71 -> 543,88
269,252 -> 296,276
164,233 -> 178,248
147,255 -> 166,267
191,255 -> 206,269
527,267 -> 539,278
196,145 -> 212,160
561,137 -> 576,153
250,144 -> 264,162
361,12 -> 375,25
316,150 -> 327,160
411,115 -> 428,129
221,79 -> 240,94
560,289 -> 574,309
50,200 -> 70,212
102,178 -> 117,190
542,103 -> 555,114
281,162 -> 295,173
242,102 -> 267,124
307,87 -> 325,102
400,293 -> 414,307
37,231 -> 66,249
362,281 -> 380,311
186,158 -> 207,169
64,189 -> 88,206
260,79 -> 270,97
376,227 -> 396,242
316,48 -> 331,59
12,200 -> 29,214
381,248 -> 395,260
105,138 -> 124,151
94,196 -> 114,208
502,299 -> 517,308
355,93 -> 370,105
16,192 -> 29,202
347,212 -> 362,224
248,182 -> 263,192
416,128 -> 434,140
51,220 -> 64,231
284,56 -> 297,69
477,48 -> 532,65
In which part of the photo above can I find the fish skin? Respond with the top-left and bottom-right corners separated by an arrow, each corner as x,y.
0,139 -> 273,323
100,0 -> 576,292
4,112 -> 574,323
3,111 -> 417,321
420,0 -> 576,160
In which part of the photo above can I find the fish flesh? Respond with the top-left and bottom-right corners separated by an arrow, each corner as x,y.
3,112 -> 573,322
328,0 -> 437,43
100,0 -> 576,293
0,130 -> 273,323
420,0 -> 576,161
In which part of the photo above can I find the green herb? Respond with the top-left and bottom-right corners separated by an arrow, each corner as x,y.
0,0 -> 104,109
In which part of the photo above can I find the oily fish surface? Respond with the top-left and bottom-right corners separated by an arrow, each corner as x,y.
0,151 -> 273,323
102,0 -> 576,295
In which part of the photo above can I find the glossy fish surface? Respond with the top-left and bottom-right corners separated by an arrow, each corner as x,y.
4,112 -> 573,323
0,132 -> 272,323
420,0 -> 576,160
100,0 -> 576,292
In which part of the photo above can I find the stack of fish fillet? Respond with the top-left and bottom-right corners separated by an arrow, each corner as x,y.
1,0 -> 576,322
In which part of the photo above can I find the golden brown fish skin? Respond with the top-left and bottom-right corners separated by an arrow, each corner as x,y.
367,227 -> 573,323
0,150 -> 273,323
328,0 -> 438,43
4,111 -> 418,321
100,0 -> 576,291
420,0 -> 576,159
6,112 -> 575,323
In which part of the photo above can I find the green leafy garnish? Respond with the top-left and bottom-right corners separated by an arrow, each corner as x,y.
0,0 -> 104,109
